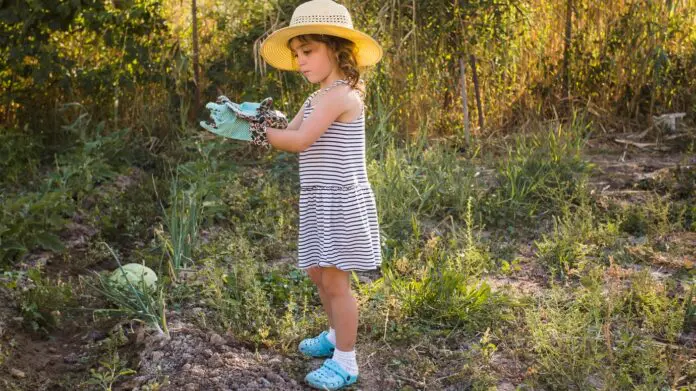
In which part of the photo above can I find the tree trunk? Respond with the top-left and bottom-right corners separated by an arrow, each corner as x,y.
469,54 -> 484,130
192,0 -> 200,121
460,57 -> 470,146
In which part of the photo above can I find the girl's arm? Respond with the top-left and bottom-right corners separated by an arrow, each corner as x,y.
286,105 -> 305,131
266,86 -> 354,153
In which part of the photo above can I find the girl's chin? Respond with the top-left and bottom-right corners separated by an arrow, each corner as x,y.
304,73 -> 325,83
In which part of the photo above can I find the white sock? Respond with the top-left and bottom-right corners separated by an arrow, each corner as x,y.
332,348 -> 359,376
326,327 -> 336,345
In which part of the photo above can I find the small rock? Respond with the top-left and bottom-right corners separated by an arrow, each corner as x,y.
86,329 -> 108,342
202,348 -> 214,358
10,368 -> 25,378
48,347 -> 57,353
63,353 -> 78,364
209,333 -> 225,346
266,372 -> 285,383
189,364 -> 206,377
210,355 -> 224,368
184,383 -> 199,391
259,377 -> 272,387
268,357 -> 282,364
151,351 -> 164,361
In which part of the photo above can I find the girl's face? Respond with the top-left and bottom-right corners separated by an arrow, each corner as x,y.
289,38 -> 337,84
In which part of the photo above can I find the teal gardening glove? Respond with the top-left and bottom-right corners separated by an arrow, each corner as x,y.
200,96 -> 288,149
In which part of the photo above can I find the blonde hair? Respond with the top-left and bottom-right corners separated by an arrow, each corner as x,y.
287,34 -> 365,97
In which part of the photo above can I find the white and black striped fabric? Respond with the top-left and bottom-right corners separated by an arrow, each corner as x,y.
297,87 -> 382,272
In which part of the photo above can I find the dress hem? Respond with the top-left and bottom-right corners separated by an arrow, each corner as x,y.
298,261 -> 381,272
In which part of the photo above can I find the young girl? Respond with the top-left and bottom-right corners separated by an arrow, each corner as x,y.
252,0 -> 384,389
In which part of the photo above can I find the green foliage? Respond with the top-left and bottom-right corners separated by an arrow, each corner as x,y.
524,268 -> 691,390
387,265 -> 498,328
619,194 -> 672,238
1,0 -> 171,133
219,171 -> 298,260
155,170 -> 204,276
535,217 -> 592,279
625,271 -> 686,343
385,226 -> 505,330
82,327 -> 137,391
526,287 -> 608,390
369,139 -> 483,238
0,189 -> 73,265
0,126 -> 41,188
195,251 -> 317,350
490,114 -> 594,226
14,268 -> 75,335
0,106 -> 148,266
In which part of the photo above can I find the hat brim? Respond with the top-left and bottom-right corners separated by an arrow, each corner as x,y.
260,24 -> 383,71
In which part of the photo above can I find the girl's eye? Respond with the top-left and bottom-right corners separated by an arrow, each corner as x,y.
303,50 -> 311,55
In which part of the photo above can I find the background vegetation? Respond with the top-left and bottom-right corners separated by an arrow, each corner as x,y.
1,0 -> 695,389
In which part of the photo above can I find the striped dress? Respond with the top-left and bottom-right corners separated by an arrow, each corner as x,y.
297,82 -> 382,271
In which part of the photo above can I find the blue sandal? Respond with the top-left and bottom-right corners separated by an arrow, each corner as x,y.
305,359 -> 358,390
299,330 -> 335,358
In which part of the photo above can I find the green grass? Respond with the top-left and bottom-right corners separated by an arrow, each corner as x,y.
2,110 -> 695,388
489,112 -> 595,227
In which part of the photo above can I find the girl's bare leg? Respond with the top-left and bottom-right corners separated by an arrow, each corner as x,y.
320,267 -> 357,350
306,266 -> 333,328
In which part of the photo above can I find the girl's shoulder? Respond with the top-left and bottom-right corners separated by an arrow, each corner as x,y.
305,79 -> 364,109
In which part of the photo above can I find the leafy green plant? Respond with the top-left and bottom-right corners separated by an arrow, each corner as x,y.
15,268 -> 75,335
194,247 -> 318,350
683,282 -> 696,334
534,215 -> 593,279
626,271 -> 686,343
0,190 -> 74,265
525,288 -> 604,390
0,125 -> 41,188
385,230 -> 505,330
82,327 -> 137,391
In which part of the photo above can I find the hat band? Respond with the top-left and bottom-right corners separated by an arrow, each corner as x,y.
290,14 -> 353,28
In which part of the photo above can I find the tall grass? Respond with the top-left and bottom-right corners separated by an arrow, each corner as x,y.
369,138 -> 483,239
490,112 -> 594,226
154,171 -> 204,280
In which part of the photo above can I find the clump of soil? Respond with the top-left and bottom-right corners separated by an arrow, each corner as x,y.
124,322 -> 303,390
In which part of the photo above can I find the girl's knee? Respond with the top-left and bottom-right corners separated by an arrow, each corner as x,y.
306,266 -> 323,286
320,267 -> 351,297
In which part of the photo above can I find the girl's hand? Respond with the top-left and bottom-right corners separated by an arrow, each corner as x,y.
200,96 -> 288,148
231,97 -> 289,149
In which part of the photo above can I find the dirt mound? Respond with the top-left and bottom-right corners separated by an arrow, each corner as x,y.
123,320 -> 308,391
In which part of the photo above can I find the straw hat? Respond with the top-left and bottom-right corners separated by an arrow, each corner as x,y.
260,0 -> 383,71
